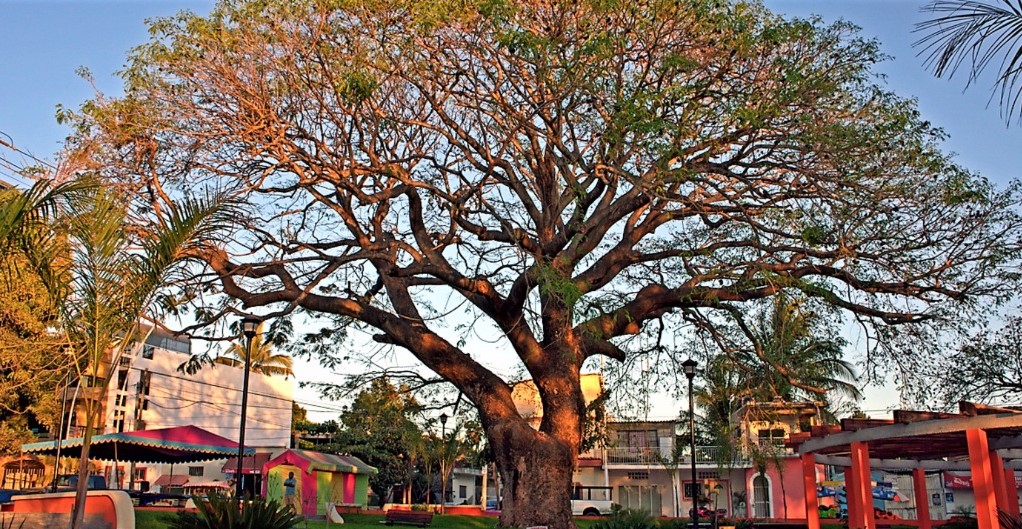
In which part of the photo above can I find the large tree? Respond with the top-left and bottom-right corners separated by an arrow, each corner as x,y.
69,0 -> 1022,526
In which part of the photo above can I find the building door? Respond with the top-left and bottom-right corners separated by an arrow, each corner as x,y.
618,485 -> 663,515
753,475 -> 771,518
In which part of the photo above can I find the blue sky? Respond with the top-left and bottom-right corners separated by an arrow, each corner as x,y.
2,0 -> 1016,417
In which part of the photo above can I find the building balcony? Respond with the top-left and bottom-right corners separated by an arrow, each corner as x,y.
604,445 -> 751,467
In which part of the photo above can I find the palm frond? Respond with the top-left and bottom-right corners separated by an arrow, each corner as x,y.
0,178 -> 95,249
916,0 -> 1022,122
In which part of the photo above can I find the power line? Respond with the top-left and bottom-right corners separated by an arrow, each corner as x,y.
0,130 -> 57,171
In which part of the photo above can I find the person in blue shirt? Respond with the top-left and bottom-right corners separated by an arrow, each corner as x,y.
283,472 -> 298,512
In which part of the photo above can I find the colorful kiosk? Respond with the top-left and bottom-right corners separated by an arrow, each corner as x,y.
262,449 -> 377,517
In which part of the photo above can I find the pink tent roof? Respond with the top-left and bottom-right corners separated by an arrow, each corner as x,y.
22,425 -> 252,463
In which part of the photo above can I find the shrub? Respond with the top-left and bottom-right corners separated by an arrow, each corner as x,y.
592,507 -> 658,529
170,491 -> 303,529
657,518 -> 687,529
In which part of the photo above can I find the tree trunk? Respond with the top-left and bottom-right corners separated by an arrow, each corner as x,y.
491,420 -> 577,529
68,420 -> 94,529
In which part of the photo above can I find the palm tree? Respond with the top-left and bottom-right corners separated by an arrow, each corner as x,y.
3,179 -> 236,529
694,294 -> 861,466
916,0 -> 1022,122
742,295 -> 862,406
214,322 -> 294,377
0,178 -> 88,251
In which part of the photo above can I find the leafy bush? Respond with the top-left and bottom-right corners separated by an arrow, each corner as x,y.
168,510 -> 205,529
941,517 -> 978,529
592,507 -> 658,529
169,491 -> 303,529
657,518 -> 686,529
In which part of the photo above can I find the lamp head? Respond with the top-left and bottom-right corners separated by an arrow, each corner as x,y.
682,358 -> 698,379
439,413 -> 448,427
241,315 -> 261,338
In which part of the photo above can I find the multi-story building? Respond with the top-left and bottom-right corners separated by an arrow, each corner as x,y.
57,325 -> 295,493
509,373 -> 826,518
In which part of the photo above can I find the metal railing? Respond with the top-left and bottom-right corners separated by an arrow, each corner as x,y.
604,445 -> 750,466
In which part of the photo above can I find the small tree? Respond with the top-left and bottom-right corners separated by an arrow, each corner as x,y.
4,180 -> 236,529
328,379 -> 422,505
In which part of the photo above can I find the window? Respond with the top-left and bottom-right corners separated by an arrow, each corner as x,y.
757,428 -> 786,447
141,344 -> 155,359
188,467 -> 204,477
618,430 -> 658,450
133,468 -> 147,480
617,485 -> 662,513
627,471 -> 649,480
459,485 -> 467,498
137,370 -> 151,395
683,482 -> 701,499
144,334 -> 190,354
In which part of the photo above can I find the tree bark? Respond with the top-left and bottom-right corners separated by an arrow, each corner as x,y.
69,413 -> 95,529
491,420 -> 578,529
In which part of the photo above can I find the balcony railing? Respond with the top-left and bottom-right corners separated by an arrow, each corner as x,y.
604,445 -> 750,466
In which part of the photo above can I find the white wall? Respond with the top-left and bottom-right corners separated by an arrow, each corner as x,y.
100,333 -> 295,490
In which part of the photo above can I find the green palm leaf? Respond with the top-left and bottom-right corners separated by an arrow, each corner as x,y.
917,0 -> 1022,122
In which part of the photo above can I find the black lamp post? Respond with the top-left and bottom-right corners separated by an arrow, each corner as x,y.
683,358 -> 698,529
439,413 -> 448,514
236,315 -> 259,501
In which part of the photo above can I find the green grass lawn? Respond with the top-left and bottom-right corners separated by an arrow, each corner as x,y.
134,510 -> 604,529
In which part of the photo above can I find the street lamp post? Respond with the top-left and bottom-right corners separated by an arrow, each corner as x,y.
439,413 -> 448,515
236,316 -> 259,501
683,358 -> 699,529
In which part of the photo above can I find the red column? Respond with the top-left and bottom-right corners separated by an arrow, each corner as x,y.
991,452 -> 1010,517
847,465 -> 863,529
802,453 -> 821,529
912,468 -> 932,529
851,441 -> 876,529
846,467 -> 862,529
1005,467 -> 1021,516
966,429 -> 999,529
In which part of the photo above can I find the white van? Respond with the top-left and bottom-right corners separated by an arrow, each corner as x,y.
571,486 -> 614,516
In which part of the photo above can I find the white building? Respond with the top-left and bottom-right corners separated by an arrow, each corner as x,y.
78,327 -> 295,493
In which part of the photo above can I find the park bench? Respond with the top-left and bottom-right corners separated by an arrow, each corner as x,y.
382,510 -> 434,527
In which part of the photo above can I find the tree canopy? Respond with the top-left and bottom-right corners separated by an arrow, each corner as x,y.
67,0 -> 1022,526
329,378 -> 423,505
922,315 -> 1022,407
